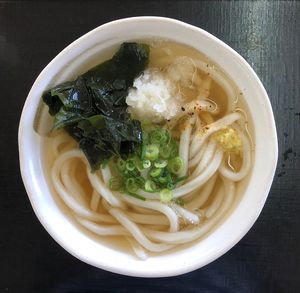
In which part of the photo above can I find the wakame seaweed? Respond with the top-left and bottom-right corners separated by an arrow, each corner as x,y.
42,43 -> 149,170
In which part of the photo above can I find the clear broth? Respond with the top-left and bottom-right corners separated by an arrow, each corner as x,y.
42,39 -> 254,256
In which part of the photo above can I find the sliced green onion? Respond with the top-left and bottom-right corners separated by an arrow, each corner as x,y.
145,144 -> 159,161
124,169 -> 139,178
125,178 -> 139,193
135,176 -> 146,188
126,192 -> 146,201
135,160 -> 144,172
140,131 -> 149,159
144,179 -> 157,192
111,125 -> 185,196
142,159 -> 151,169
142,131 -> 149,143
141,144 -> 147,160
159,145 -> 171,159
154,159 -> 168,168
159,140 -> 178,159
117,158 -> 126,172
158,176 -> 168,184
168,156 -> 184,175
126,158 -> 136,171
167,182 -> 175,190
149,168 -> 162,177
156,169 -> 172,186
170,139 -> 179,158
150,129 -> 169,145
109,176 -> 123,191
160,189 -> 173,203
135,158 -> 151,171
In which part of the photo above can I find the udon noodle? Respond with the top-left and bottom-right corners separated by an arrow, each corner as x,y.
43,41 -> 253,259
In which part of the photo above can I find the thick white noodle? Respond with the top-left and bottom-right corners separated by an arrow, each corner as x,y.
187,172 -> 218,210
144,224 -> 167,231
121,189 -> 159,199
171,203 -> 200,225
132,206 -> 160,215
51,150 -> 116,223
205,187 -> 224,218
87,170 -> 125,208
181,99 -> 219,117
143,178 -> 235,244
101,165 -> 111,186
188,140 -> 208,169
198,99 -> 219,115
190,112 -> 242,159
173,149 -> 223,198
90,190 -> 101,212
127,212 -> 169,226
96,199 -> 167,226
125,236 -> 148,260
190,115 -> 203,141
117,193 -> 179,232
61,161 -> 87,206
219,129 -> 252,181
189,139 -> 217,169
139,148 -> 222,199
76,217 -> 128,235
109,208 -> 174,252
178,116 -> 195,177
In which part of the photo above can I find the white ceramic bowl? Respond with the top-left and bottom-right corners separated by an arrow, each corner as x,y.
18,17 -> 278,277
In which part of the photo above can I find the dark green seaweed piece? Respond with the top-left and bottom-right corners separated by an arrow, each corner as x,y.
77,115 -> 142,158
42,42 -> 149,170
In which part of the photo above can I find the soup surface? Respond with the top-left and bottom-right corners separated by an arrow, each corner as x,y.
42,40 -> 254,259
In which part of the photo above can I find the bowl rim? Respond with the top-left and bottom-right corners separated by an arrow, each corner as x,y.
18,16 -> 278,277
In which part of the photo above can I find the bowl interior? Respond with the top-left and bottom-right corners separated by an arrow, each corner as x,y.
19,17 -> 278,277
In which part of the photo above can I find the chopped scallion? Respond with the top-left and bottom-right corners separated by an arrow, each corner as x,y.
150,129 -> 169,145
135,176 -> 146,188
142,159 -> 151,169
125,178 -> 139,193
126,158 -> 136,171
154,159 -> 168,168
168,156 -> 184,175
167,182 -> 175,190
109,124 -> 187,199
149,168 -> 162,177
160,189 -> 173,203
145,144 -> 159,161
159,145 -> 171,159
109,176 -> 123,191
158,176 -> 168,184
144,179 -> 157,192
117,158 -> 126,171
